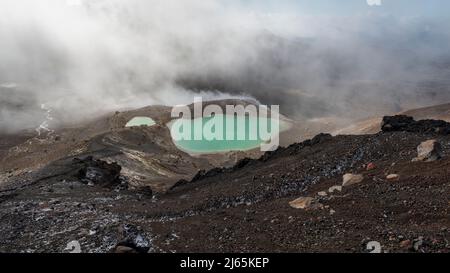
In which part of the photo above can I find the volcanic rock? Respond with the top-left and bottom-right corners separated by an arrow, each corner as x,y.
386,174 -> 400,181
366,162 -> 376,171
75,156 -> 122,187
413,236 -> 424,252
138,186 -> 153,197
342,174 -> 364,187
289,197 -> 314,209
381,115 -> 450,134
114,245 -> 138,254
400,240 -> 412,249
116,224 -> 151,253
412,139 -> 443,162
328,185 -> 342,193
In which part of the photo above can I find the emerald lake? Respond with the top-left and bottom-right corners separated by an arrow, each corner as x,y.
168,114 -> 290,154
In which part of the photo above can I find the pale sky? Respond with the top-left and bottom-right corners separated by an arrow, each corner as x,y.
232,0 -> 450,18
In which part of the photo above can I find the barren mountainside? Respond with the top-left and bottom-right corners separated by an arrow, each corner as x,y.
0,115 -> 448,253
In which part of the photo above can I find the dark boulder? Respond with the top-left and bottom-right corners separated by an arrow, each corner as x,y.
309,133 -> 333,145
381,115 -> 450,135
114,224 -> 151,253
137,186 -> 153,197
74,156 -> 122,187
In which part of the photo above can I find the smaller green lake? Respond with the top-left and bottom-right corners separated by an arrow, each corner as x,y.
125,117 -> 156,127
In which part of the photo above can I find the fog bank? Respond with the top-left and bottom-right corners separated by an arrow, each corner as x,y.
1,0 -> 450,132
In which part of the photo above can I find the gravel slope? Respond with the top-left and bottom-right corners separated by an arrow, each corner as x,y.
0,117 -> 448,253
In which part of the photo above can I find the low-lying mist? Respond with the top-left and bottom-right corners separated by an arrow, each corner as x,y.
1,0 -> 450,133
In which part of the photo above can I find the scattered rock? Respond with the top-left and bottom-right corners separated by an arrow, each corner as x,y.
289,197 -> 314,209
114,245 -> 138,254
366,162 -> 376,171
366,241 -> 382,253
328,185 -> 342,193
386,174 -> 400,181
116,224 -> 151,253
65,240 -> 81,253
399,240 -> 412,249
138,186 -> 153,197
413,236 -> 424,252
342,174 -> 364,187
317,191 -> 327,197
412,139 -> 443,162
313,203 -> 325,210
329,209 -> 336,215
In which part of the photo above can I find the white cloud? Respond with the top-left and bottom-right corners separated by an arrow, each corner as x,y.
367,0 -> 382,6
0,0 -> 449,132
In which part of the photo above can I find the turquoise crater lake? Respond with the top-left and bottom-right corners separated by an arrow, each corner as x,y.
168,114 -> 291,154
125,117 -> 156,127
